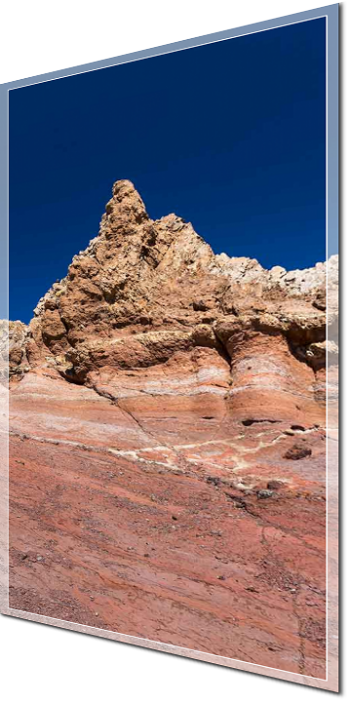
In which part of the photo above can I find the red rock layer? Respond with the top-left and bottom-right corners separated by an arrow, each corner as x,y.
4,180 -> 338,678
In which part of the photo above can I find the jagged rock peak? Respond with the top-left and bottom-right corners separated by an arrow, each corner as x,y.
105,179 -> 150,225
111,178 -> 145,203
2,179 -> 338,385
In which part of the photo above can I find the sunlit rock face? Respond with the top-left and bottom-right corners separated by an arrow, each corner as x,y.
5,181 -> 338,677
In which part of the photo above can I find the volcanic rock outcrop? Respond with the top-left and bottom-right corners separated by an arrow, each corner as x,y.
6,181 -> 338,420
4,181 -> 338,683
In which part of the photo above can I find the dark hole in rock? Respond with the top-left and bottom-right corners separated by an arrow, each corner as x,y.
242,418 -> 280,427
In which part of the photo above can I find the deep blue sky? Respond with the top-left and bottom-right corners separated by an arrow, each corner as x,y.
10,18 -> 326,323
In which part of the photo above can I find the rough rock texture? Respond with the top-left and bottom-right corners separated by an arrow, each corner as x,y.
12,180 -> 337,385
0,320 -> 30,384
5,181 -> 338,678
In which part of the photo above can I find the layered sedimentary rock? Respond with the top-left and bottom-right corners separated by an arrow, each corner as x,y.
4,181 -> 338,679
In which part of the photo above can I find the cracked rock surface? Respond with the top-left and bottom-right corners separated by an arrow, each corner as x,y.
4,180 -> 338,678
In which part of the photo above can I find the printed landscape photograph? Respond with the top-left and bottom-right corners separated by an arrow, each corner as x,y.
1,5 -> 339,693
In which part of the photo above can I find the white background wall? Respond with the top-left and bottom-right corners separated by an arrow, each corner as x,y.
0,1 -> 346,701
0,0 -> 343,84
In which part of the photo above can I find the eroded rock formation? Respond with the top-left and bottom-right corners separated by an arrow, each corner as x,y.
4,181 -> 338,680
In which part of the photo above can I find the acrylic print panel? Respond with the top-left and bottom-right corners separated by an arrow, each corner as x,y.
0,3 -> 338,693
